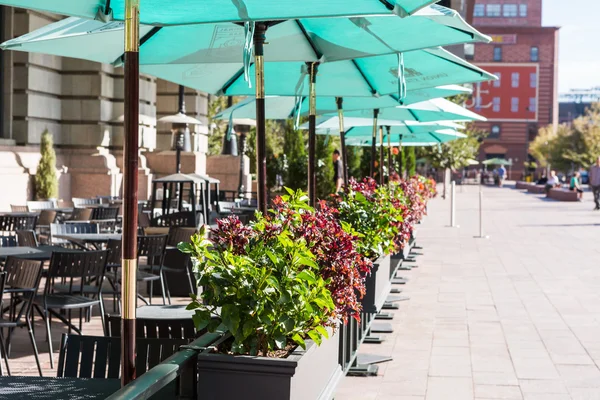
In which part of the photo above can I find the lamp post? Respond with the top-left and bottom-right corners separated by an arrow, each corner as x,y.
232,120 -> 255,198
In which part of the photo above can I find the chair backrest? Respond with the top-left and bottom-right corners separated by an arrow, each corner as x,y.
167,227 -> 197,247
50,222 -> 99,245
137,235 -> 167,260
69,208 -> 92,221
57,334 -> 121,379
10,205 -> 28,212
38,210 -> 57,226
2,257 -> 44,323
46,250 -> 108,296
72,198 -> 101,208
57,334 -> 191,379
150,211 -> 197,228
217,201 -> 237,215
0,235 -> 17,247
16,230 -> 38,247
27,200 -> 55,211
105,314 -> 197,340
106,239 -> 122,268
0,215 -> 38,231
91,207 -> 119,221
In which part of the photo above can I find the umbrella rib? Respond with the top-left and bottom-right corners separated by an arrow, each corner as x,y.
377,0 -> 395,10
428,132 -> 443,143
426,49 -> 487,78
350,59 -> 378,96
220,67 -> 247,95
295,20 -> 323,60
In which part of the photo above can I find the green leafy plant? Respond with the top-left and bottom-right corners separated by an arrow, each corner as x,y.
179,215 -> 335,356
34,130 -> 58,200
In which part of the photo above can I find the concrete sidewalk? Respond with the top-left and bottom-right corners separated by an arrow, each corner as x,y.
335,184 -> 600,400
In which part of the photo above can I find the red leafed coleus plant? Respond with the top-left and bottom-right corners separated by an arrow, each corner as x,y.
211,188 -> 371,324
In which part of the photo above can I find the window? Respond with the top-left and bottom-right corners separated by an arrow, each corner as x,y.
474,4 -> 485,17
519,4 -> 528,17
493,73 -> 501,87
530,73 -> 537,88
511,72 -> 520,88
493,97 -> 501,112
529,97 -> 537,112
486,4 -> 501,17
464,43 -> 475,60
503,4 -> 518,17
490,125 -> 501,138
511,97 -> 519,112
493,47 -> 502,61
530,46 -> 539,62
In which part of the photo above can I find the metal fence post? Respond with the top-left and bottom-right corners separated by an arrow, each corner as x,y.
450,180 -> 456,227
475,187 -> 489,239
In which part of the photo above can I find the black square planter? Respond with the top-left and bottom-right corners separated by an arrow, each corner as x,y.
360,255 -> 392,314
197,330 -> 343,400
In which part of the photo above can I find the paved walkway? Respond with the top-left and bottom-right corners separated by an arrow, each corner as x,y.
336,184 -> 600,400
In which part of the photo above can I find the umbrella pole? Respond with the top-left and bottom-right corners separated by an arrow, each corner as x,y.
121,0 -> 140,386
336,97 -> 348,187
254,23 -> 268,214
386,126 -> 391,185
308,62 -> 319,206
370,109 -> 379,179
398,134 -> 403,178
379,126 -> 384,186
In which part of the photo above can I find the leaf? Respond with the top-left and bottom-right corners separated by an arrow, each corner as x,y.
192,310 -> 211,331
295,270 -> 316,284
207,318 -> 221,333
274,335 -> 286,349
315,326 -> 329,339
297,256 -> 318,270
177,242 -> 194,254
307,330 -> 322,346
292,333 -> 306,350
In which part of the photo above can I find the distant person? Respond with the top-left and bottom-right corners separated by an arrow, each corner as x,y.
570,171 -> 584,201
536,171 -> 548,185
589,156 -> 600,210
497,165 -> 507,187
545,170 -> 560,196
332,149 -> 344,193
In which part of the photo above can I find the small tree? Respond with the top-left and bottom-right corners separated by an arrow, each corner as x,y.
282,120 -> 307,191
406,146 -> 416,176
346,145 -> 363,180
35,130 -> 58,200
315,135 -> 335,199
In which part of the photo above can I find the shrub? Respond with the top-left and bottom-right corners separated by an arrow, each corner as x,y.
34,130 -> 58,200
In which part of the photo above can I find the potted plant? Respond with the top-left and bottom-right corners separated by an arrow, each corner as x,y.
179,189 -> 368,400
34,129 -> 58,202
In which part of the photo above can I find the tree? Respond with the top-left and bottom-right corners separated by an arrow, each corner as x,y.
358,146 -> 371,179
406,146 -> 416,177
530,103 -> 600,172
282,120 -> 307,191
400,147 -> 407,177
35,130 -> 58,200
315,135 -> 335,199
346,145 -> 363,180
421,124 -> 487,171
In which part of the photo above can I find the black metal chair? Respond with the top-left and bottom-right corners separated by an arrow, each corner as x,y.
34,250 -> 108,368
57,334 -> 190,379
164,227 -> 197,296
16,230 -> 38,247
104,314 -> 197,340
137,235 -> 168,305
0,216 -> 38,247
90,207 -> 119,221
0,272 -> 8,376
72,198 -> 100,208
105,239 -> 122,313
26,201 -> 55,212
50,222 -> 99,246
68,208 -> 92,221
0,257 -> 44,376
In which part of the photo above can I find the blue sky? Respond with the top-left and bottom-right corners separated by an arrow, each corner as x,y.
542,0 -> 600,93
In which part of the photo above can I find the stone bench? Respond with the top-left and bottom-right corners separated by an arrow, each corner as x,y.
548,188 -> 578,202
526,185 -> 546,194
515,181 -> 532,190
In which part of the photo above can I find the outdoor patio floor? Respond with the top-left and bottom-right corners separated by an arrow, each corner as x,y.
335,184 -> 600,400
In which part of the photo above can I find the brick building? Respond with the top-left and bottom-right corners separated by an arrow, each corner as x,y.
465,0 -> 559,178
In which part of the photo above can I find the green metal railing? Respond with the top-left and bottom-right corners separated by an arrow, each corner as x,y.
106,329 -> 226,399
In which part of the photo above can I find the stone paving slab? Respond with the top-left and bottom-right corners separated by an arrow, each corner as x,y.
335,184 -> 600,400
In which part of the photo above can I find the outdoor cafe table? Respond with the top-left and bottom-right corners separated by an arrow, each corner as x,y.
0,376 -> 120,399
136,305 -> 195,320
53,233 -> 122,249
0,245 -> 70,261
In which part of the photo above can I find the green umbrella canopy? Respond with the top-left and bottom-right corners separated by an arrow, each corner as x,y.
0,0 -> 442,23
482,158 -> 512,166
309,121 -> 465,137
1,6 -> 490,65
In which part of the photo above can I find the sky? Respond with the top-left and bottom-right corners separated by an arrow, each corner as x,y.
542,0 -> 600,93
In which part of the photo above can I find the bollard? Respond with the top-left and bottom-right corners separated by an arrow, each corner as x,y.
475,187 -> 489,239
450,181 -> 456,227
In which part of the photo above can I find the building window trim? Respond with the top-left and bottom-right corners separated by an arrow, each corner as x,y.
503,4 -> 518,17
493,72 -> 501,88
511,72 -> 520,88
474,4 -> 485,17
486,4 -> 502,17
511,97 -> 519,113
530,46 -> 539,62
492,97 -> 501,112
490,125 -> 501,138
519,4 -> 528,17
493,46 -> 502,62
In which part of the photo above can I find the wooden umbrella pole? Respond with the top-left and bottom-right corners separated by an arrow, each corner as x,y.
379,126 -> 384,186
370,109 -> 379,178
386,126 -> 392,186
398,134 -> 404,178
307,62 -> 319,206
254,23 -> 268,214
336,97 -> 348,187
121,0 -> 140,386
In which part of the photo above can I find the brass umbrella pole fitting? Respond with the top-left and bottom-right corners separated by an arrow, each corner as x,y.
370,109 -> 379,178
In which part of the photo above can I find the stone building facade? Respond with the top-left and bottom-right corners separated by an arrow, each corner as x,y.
465,0 -> 559,179
0,6 -> 220,210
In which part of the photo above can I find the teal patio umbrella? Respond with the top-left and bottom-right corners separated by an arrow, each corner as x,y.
0,6 -> 489,65
313,121 -> 466,138
0,0 -> 441,22
482,158 -> 512,166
